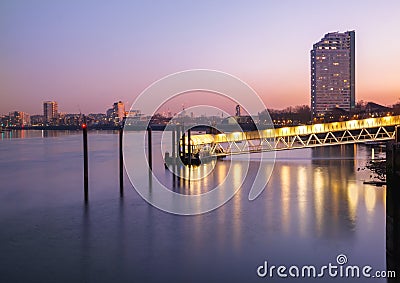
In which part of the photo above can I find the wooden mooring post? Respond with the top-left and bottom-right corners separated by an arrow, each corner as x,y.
119,126 -> 124,196
147,126 -> 152,170
386,126 -> 400,276
82,123 -> 88,202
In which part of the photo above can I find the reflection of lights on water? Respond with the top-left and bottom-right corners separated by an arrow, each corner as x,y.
177,160 -> 221,196
232,162 -> 242,253
382,188 -> 386,208
217,162 -> 227,189
280,165 -> 290,233
191,166 -> 201,196
216,163 -> 227,253
331,179 -> 339,220
313,169 -> 325,234
347,182 -> 358,223
364,186 -> 376,214
232,162 -> 242,188
297,166 -> 307,236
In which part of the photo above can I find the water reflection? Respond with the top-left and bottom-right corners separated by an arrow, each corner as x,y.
231,162 -> 242,252
163,144 -> 385,240
0,129 -> 116,140
346,182 -> 358,224
280,165 -> 291,234
81,203 -> 90,282
0,132 -> 389,283
313,168 -> 325,235
365,186 -> 377,215
223,145 -> 384,240
128,137 -> 386,245
297,166 -> 308,236
1,129 -> 63,139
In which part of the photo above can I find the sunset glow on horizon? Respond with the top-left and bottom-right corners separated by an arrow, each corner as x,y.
1,1 -> 399,115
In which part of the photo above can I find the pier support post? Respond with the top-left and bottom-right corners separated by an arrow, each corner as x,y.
187,128 -> 191,165
386,137 -> 400,276
82,123 -> 88,202
177,126 -> 181,161
182,128 -> 186,164
172,125 -> 176,161
119,126 -> 124,196
147,126 -> 152,170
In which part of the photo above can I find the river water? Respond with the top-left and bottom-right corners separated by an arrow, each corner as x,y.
0,130 -> 390,282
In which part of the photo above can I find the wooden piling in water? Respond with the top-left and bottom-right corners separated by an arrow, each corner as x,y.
181,128 -> 186,163
177,126 -> 181,161
386,129 -> 400,274
172,125 -> 176,161
147,126 -> 152,170
119,126 -> 124,196
187,128 -> 191,165
82,123 -> 88,202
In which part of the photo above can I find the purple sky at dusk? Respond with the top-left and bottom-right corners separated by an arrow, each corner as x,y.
1,0 -> 399,116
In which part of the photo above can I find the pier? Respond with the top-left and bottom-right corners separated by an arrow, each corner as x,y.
169,115 -> 400,165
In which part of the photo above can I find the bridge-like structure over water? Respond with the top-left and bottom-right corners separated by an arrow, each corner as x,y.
182,115 -> 400,159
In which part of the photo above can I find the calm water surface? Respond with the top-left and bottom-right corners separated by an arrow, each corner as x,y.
0,130 -> 390,282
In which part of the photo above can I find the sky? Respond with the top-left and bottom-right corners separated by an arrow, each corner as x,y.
1,0 -> 400,116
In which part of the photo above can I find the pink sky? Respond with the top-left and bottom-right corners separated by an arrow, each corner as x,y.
1,1 -> 399,116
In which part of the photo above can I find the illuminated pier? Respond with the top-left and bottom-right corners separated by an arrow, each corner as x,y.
181,115 -> 400,159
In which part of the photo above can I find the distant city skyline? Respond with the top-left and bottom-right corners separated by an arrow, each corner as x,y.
1,1 -> 399,115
